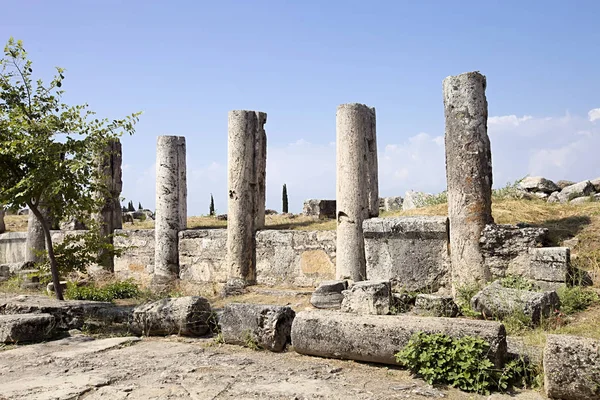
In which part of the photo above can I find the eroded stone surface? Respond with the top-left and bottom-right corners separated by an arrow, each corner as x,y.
402,191 -> 433,211
310,280 -> 348,309
414,294 -> 459,317
0,313 -> 55,343
557,180 -> 594,203
302,199 -> 336,219
517,176 -> 559,194
340,280 -> 391,315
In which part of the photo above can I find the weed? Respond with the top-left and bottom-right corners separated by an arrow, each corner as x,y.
557,286 -> 599,315
455,283 -> 481,318
499,275 -> 540,292
422,191 -> 448,207
243,330 -> 260,350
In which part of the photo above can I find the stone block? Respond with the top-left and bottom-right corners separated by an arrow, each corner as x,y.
544,334 -> 600,400
291,310 -> 506,367
402,191 -> 433,211
517,176 -> 559,194
0,314 -> 55,343
527,247 -> 569,283
302,199 -> 336,219
310,280 -> 348,309
131,296 -> 212,337
556,180 -> 575,189
414,294 -> 459,317
382,196 -> 403,212
340,280 -> 391,315
557,180 -> 595,203
363,216 -> 450,292
471,281 -> 560,324
219,303 -> 295,352
570,196 -> 593,204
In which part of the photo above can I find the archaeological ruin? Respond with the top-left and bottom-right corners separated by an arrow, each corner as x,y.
2,71 -> 600,399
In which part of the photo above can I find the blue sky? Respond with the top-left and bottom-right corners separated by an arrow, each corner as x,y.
2,1 -> 599,214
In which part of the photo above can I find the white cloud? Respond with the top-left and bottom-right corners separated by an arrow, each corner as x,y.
588,108 -> 600,122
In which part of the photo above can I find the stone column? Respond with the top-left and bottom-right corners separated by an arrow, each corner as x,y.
443,71 -> 494,291
254,125 -> 267,230
226,110 -> 267,288
94,139 -> 123,271
0,208 -> 5,234
365,107 -> 379,218
154,136 -> 187,283
25,206 -> 49,263
336,103 -> 373,281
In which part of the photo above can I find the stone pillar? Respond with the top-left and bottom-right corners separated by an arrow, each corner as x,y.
154,136 -> 187,283
254,124 -> 267,230
365,108 -> 379,218
226,110 -> 267,288
94,139 -> 123,271
443,71 -> 494,291
25,206 -> 49,263
336,103 -> 374,281
0,208 -> 5,234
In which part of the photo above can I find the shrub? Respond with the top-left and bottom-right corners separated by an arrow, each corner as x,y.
395,332 -> 538,394
455,283 -> 481,317
499,275 -> 540,292
557,286 -> 599,315
492,177 -> 526,200
422,191 -> 448,207
65,280 -> 140,302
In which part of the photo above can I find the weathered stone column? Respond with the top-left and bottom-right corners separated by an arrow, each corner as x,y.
94,139 -> 123,271
254,124 -> 267,230
365,108 -> 379,218
25,206 -> 49,263
154,136 -> 187,284
0,208 -> 5,234
336,103 -> 373,281
226,110 -> 267,288
443,71 -> 494,291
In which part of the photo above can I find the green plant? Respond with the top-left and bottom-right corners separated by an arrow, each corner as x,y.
557,286 -> 599,315
502,309 -> 534,335
64,279 -> 140,302
423,191 -> 448,207
282,184 -> 288,214
138,212 -> 146,222
492,177 -> 526,200
455,283 -> 481,318
214,332 -> 225,345
209,194 -> 215,216
395,332 -> 539,394
499,275 -> 540,292
243,330 -> 260,350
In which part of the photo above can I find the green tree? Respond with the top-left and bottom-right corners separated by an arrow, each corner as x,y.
209,194 -> 215,216
138,202 -> 143,210
0,38 -> 140,300
127,201 -> 135,212
282,183 -> 288,213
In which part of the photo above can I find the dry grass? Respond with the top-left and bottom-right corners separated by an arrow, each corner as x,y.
3,215 -> 29,232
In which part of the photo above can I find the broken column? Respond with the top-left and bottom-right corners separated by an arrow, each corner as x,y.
94,138 -> 123,271
254,122 -> 267,230
443,71 -> 494,290
154,135 -> 187,284
336,103 -> 375,281
226,110 -> 267,288
365,108 -> 379,218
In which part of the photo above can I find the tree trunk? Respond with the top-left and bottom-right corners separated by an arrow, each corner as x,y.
28,203 -> 63,300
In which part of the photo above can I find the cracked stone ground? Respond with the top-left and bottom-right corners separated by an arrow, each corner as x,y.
0,335 -> 544,400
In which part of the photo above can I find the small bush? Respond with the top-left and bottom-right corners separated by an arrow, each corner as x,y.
395,332 -> 538,394
65,280 -> 141,302
455,283 -> 481,317
492,177 -> 526,200
422,191 -> 448,207
499,275 -> 540,292
557,286 -> 599,315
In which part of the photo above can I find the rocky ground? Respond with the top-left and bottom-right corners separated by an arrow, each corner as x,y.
0,334 -> 544,400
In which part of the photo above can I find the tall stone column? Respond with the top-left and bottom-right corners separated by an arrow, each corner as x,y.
0,208 -> 5,234
94,139 -> 123,271
226,110 -> 267,288
154,135 -> 187,284
25,206 -> 49,263
336,103 -> 374,281
443,71 -> 494,291
365,107 -> 379,218
254,125 -> 267,230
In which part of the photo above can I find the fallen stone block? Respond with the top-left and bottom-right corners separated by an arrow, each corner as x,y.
544,334 -> 600,400
291,310 -> 506,367
557,180 -> 595,203
414,294 -> 459,317
0,313 -> 55,343
471,281 -> 560,324
0,295 -> 129,330
341,280 -> 391,315
302,199 -> 336,219
570,196 -> 592,204
131,296 -> 212,337
506,336 -> 542,365
310,280 -> 348,309
527,247 -> 569,284
402,191 -> 433,211
517,176 -> 559,194
556,180 -> 575,189
219,303 -> 295,352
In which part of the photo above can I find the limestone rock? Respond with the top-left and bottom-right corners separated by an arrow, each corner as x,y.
414,294 -> 459,317
291,310 -> 507,367
506,336 -> 543,365
0,314 -> 55,343
528,247 -> 569,284
557,180 -> 595,203
46,281 -> 68,295
570,196 -> 592,204
310,280 -> 348,309
131,296 -> 212,337
591,177 -> 600,192
302,199 -> 336,219
518,176 -> 559,194
340,280 -> 391,315
382,196 -> 403,212
219,303 -> 295,352
265,209 -> 278,215
544,334 -> 600,400
547,191 -> 560,203
556,180 -> 575,189
402,191 -> 433,211
470,281 -> 560,324
0,295 -> 129,330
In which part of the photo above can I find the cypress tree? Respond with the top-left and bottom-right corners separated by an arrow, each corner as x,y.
138,202 -> 143,210
282,184 -> 288,213
209,194 -> 215,216
128,201 -> 135,212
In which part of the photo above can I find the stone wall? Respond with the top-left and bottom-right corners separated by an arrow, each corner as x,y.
0,231 -> 71,265
363,216 -> 451,293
